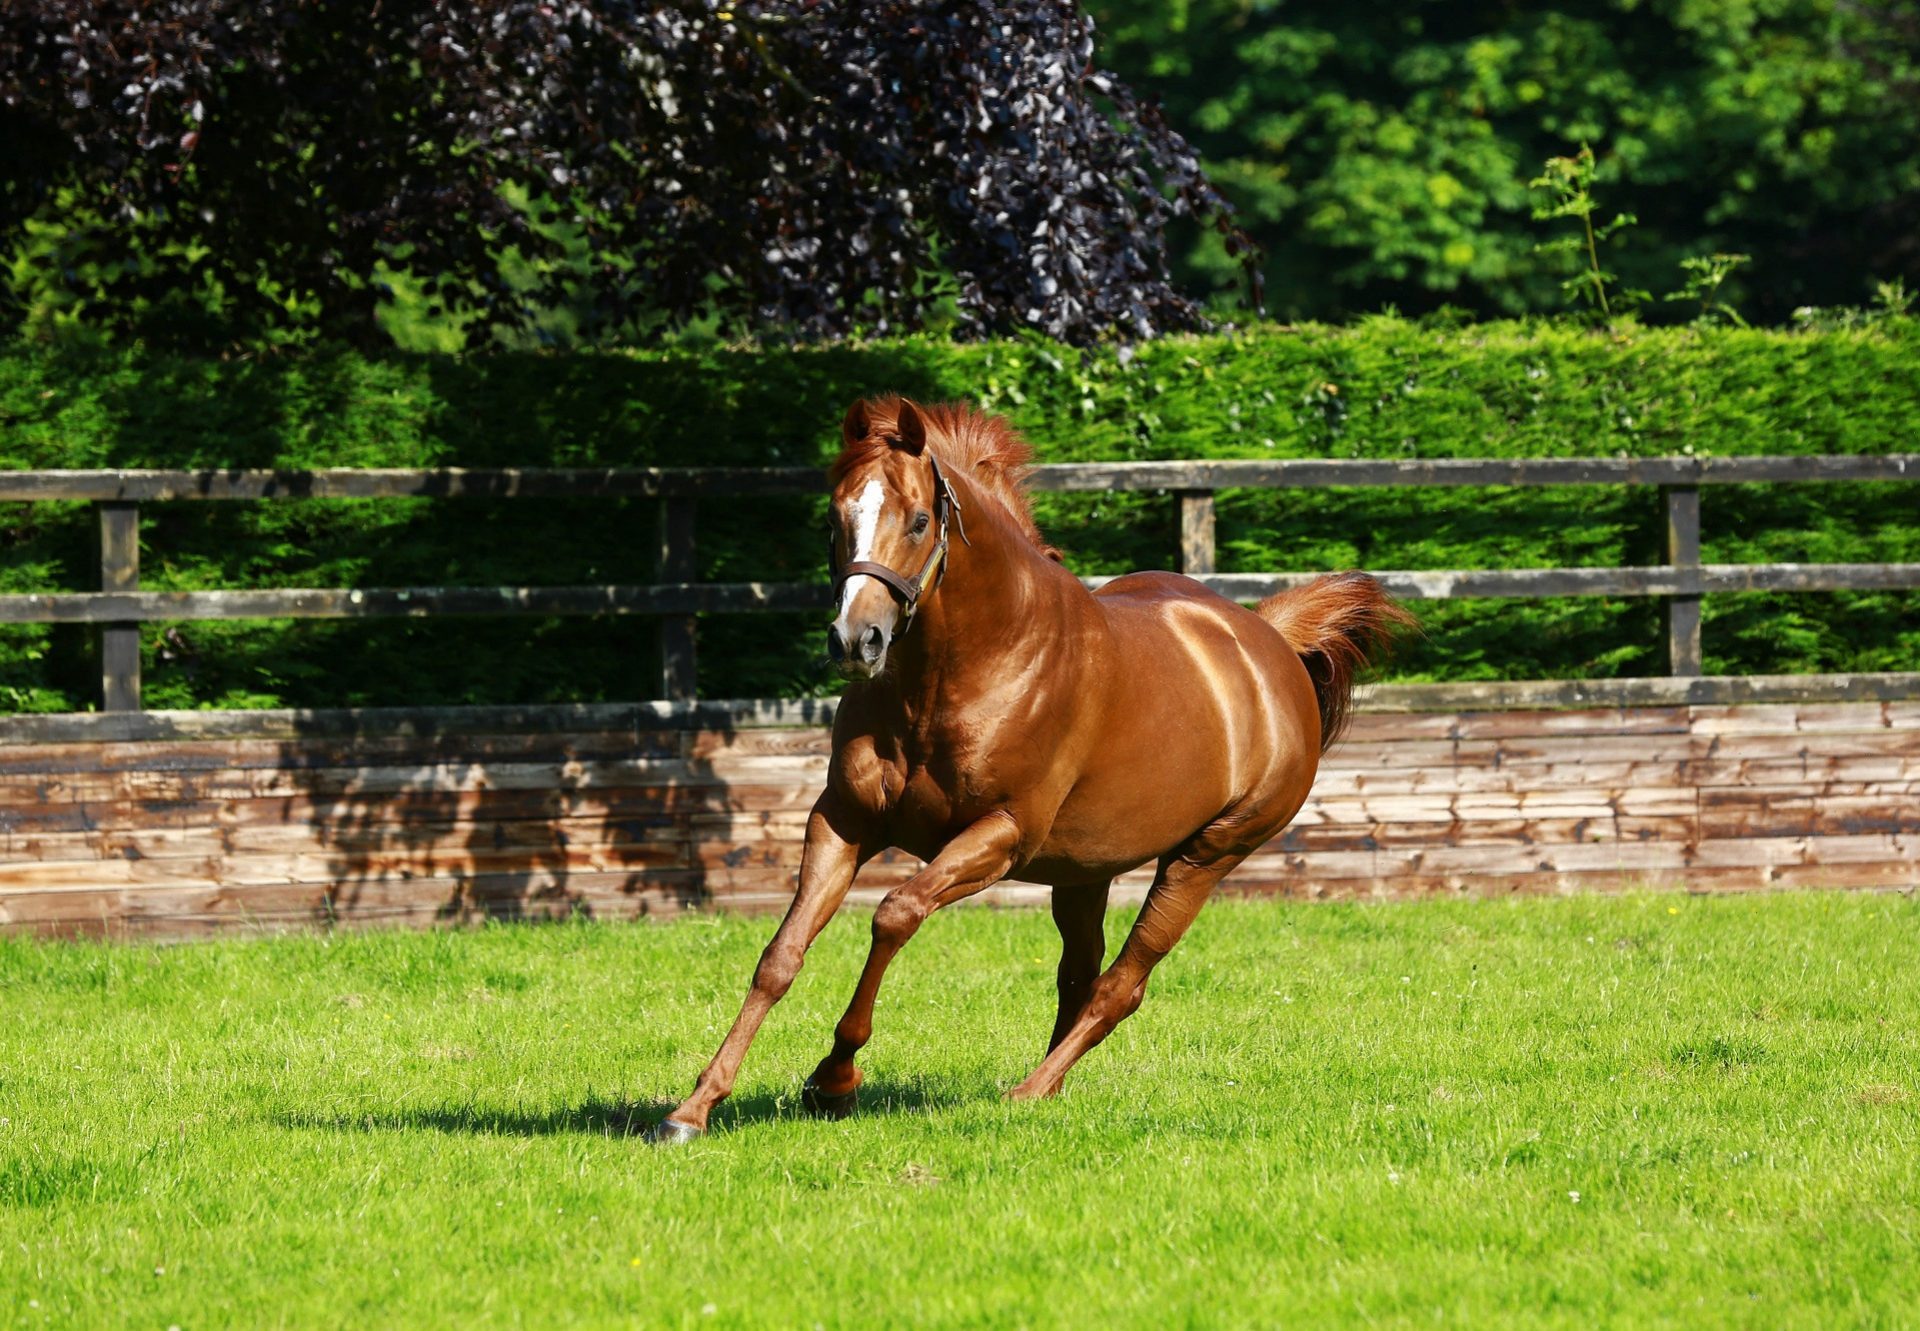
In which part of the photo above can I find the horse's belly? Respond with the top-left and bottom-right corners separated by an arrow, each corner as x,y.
1011,846 -> 1156,887
1019,771 -> 1238,884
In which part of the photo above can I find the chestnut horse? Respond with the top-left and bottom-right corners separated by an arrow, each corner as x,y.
649,397 -> 1407,1142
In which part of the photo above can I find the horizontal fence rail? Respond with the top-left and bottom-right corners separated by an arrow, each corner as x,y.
2,453 -> 1917,502
2,455 -> 1917,710
7,563 -> 1920,625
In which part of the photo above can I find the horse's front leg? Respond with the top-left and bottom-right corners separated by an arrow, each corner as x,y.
648,798 -> 865,1143
801,812 -> 1022,1117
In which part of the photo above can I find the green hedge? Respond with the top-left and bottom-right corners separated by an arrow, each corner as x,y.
3,319 -> 1917,710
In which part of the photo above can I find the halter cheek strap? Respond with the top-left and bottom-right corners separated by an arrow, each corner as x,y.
830,455 -> 968,629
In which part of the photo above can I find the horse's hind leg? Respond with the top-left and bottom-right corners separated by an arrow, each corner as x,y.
1049,882 -> 1110,1052
1007,842 -> 1248,1102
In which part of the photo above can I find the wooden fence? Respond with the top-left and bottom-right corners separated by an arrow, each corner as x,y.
2,676 -> 1916,939
2,454 -> 1917,708
3,456 -> 1916,936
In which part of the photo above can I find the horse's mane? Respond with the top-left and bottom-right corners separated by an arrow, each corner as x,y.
830,396 -> 1061,561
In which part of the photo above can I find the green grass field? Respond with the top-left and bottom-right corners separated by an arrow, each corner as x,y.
3,892 -> 1916,1328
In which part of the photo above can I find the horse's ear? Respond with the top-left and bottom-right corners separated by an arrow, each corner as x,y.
841,398 -> 871,447
895,399 -> 928,456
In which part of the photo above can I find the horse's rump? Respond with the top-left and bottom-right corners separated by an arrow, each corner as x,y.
1010,572 -> 1321,879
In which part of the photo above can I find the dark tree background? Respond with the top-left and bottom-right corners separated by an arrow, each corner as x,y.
1091,0 -> 1920,323
0,1 -> 1252,349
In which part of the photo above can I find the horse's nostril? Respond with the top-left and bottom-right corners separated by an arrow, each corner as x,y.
858,624 -> 885,663
826,625 -> 848,664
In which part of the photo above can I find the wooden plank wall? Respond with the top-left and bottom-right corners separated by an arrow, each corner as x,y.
1,700 -> 1915,940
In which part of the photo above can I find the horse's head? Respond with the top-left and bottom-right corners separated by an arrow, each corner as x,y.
826,397 -> 952,681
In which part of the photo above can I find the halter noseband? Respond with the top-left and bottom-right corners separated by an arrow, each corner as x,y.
830,454 -> 969,629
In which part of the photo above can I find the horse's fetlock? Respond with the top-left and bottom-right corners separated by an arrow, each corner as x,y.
832,1015 -> 872,1051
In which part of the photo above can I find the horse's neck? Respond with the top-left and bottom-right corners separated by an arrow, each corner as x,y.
884,477 -> 1074,735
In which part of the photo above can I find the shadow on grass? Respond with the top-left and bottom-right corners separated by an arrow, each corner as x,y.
272,1079 -> 962,1139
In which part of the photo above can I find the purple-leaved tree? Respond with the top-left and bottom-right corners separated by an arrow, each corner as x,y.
0,1 -> 1256,347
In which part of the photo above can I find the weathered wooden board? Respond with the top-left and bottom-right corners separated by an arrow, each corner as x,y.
0,754 -> 832,805
4,678 -> 1915,746
0,731 -> 685,775
14,562 -> 1920,625
1318,729 -> 1920,771
0,790 -> 696,837
5,454 -> 1915,503
1,700 -> 1913,938
1310,755 -> 1920,795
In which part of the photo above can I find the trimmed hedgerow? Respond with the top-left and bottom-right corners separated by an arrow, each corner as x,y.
2,318 -> 1916,710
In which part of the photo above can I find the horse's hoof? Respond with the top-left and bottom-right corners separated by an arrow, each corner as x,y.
801,1078 -> 859,1120
645,1117 -> 704,1146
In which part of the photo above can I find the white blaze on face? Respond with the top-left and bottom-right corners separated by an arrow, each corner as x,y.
837,477 -> 887,616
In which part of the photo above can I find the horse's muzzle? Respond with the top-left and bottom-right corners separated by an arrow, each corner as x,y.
827,621 -> 889,679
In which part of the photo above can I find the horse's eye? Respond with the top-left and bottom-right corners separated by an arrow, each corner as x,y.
911,511 -> 930,536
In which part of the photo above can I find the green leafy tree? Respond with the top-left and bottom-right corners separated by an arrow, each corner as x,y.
1091,0 -> 1920,322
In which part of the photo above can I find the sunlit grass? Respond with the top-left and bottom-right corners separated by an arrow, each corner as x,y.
2,892 -> 1916,1327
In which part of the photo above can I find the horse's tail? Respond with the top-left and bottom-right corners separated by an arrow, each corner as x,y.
1255,572 -> 1415,752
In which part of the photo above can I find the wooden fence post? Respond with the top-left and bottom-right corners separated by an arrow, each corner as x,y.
1664,484 -> 1702,677
96,501 -> 141,711
653,497 -> 697,700
1177,490 -> 1216,576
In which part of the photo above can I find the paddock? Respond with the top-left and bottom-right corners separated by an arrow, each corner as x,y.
3,456 -> 1916,937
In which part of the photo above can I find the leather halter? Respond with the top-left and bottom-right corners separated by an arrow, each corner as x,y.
830,454 -> 969,630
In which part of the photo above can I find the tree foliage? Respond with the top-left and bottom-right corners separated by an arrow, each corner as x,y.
1090,0 -> 1920,322
0,1 -> 1251,348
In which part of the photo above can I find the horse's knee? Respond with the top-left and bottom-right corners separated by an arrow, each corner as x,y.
872,892 -> 927,948
751,940 -> 804,1001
